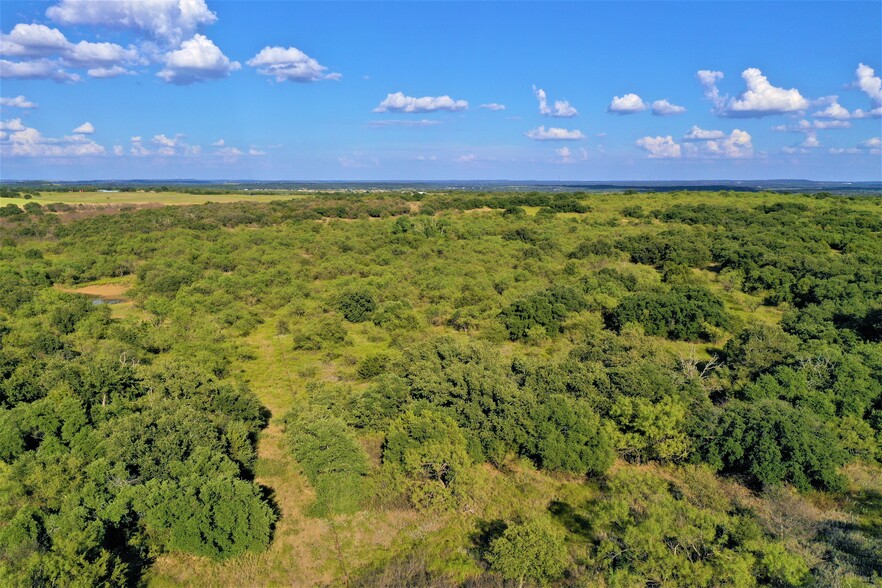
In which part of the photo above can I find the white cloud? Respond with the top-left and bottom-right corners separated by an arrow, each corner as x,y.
47,0 -> 217,46
0,118 -> 26,131
853,107 -> 882,119
157,34 -> 240,84
854,63 -> 882,106
0,24 -> 69,58
127,132 -> 200,156
813,99 -> 851,119
813,119 -> 852,129
0,95 -> 37,108
636,135 -> 681,158
0,23 -> 142,79
533,86 -> 578,117
152,133 -> 177,147
800,132 -> 820,148
130,136 -> 149,156
366,119 -> 441,128
216,146 -> 243,161
373,92 -> 467,113
698,67 -> 808,117
683,126 -> 726,140
112,144 -> 123,156
697,70 -> 725,107
686,129 -> 753,158
87,65 -> 134,78
339,152 -> 379,168
414,154 -> 437,161
0,58 -> 80,82
246,46 -> 339,82
651,99 -> 686,116
524,126 -> 585,141
608,93 -> 648,114
639,128 -> 752,159
248,148 -> 266,156
73,121 -> 94,134
479,103 -> 506,111
0,119 -> 105,157
64,39 -> 142,69
859,137 -> 881,149
554,146 -> 586,163
455,153 -> 477,163
829,137 -> 881,156
211,139 -> 225,146
773,119 -> 852,132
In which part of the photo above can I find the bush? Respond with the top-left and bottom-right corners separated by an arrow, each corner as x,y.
485,516 -> 569,585
286,411 -> 371,515
608,285 -> 729,342
708,399 -> 847,491
337,290 -> 377,322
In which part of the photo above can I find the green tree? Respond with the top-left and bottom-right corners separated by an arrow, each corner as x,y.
485,516 -> 569,587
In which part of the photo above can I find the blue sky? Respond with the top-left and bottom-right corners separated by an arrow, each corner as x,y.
1,0 -> 880,181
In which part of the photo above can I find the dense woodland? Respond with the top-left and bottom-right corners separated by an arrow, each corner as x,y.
0,190 -> 880,587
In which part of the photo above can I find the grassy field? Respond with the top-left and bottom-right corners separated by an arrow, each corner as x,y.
2,190 -> 305,207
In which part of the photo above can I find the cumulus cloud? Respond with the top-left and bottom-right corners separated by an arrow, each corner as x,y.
698,68 -> 808,117
638,128 -> 752,159
608,93 -> 648,114
373,92 -> 467,113
0,23 -> 142,82
129,136 -> 149,156
125,132 -> 200,157
853,107 -> 882,119
853,63 -> 882,106
479,103 -> 506,111
651,99 -> 686,116
0,95 -> 36,108
0,58 -> 79,82
455,153 -> 477,163
636,135 -> 680,158
859,137 -> 881,149
366,119 -> 441,128
112,144 -> 124,156
533,86 -> 578,117
211,139 -> 224,146
248,148 -> 266,156
554,146 -> 587,163
687,129 -> 752,158
697,70 -> 725,106
524,125 -> 585,141
829,137 -> 881,156
683,126 -> 725,140
0,119 -> 105,157
156,34 -> 240,84
0,23 -> 142,80
0,23 -> 69,57
813,98 -> 851,120
246,46 -> 340,82
73,121 -> 94,134
47,0 -> 217,46
800,132 -> 820,148
0,118 -> 26,131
